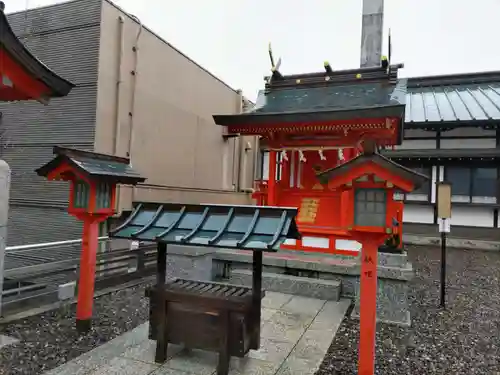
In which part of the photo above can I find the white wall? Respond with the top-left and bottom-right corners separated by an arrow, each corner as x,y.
403,204 -> 434,224
450,206 -> 495,227
441,128 -> 496,137
396,139 -> 436,149
441,138 -> 496,149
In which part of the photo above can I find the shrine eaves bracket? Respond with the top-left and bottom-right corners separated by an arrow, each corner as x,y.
109,202 -> 301,251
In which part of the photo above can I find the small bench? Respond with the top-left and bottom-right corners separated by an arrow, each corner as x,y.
147,278 -> 264,374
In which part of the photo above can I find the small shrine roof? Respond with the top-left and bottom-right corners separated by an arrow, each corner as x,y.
36,146 -> 145,184
109,202 -> 301,251
213,65 -> 407,127
0,2 -> 74,99
317,152 -> 429,189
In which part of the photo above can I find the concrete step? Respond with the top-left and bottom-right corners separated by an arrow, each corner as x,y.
229,269 -> 341,301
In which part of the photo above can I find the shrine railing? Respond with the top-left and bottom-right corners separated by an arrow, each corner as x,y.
1,238 -> 157,317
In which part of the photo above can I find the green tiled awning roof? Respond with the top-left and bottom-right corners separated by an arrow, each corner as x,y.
36,146 -> 145,185
109,202 -> 301,251
405,72 -> 500,126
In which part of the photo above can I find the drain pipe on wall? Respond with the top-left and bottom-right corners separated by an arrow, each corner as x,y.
236,90 -> 244,191
126,13 -> 143,203
113,15 -> 125,213
112,16 -> 124,155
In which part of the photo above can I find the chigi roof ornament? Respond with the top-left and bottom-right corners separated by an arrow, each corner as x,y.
268,42 -> 283,82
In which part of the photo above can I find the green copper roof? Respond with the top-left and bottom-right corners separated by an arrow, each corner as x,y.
405,72 -> 500,127
109,202 -> 301,251
36,146 -> 145,185
253,82 -> 406,115
213,66 -> 407,127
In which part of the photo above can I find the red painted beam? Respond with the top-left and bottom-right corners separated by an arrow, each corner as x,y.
0,50 -> 52,103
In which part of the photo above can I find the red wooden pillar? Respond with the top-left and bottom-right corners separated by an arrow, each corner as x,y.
75,218 -> 100,332
268,150 -> 277,205
358,239 -> 378,375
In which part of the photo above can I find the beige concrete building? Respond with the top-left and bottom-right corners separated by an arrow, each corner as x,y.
1,0 -> 257,245
94,0 -> 257,211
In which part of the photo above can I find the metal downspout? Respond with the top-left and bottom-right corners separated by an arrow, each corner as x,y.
113,16 -> 124,155
236,90 -> 244,191
127,14 -> 143,203
113,16 -> 124,213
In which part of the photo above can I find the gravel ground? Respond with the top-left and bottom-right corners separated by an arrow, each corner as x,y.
317,245 -> 500,375
0,281 -> 152,375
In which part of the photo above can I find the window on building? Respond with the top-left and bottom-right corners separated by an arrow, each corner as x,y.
396,165 -> 432,202
472,168 -> 498,203
446,167 -> 498,203
354,188 -> 387,227
446,167 -> 471,198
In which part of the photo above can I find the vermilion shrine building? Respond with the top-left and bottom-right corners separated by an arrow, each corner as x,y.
1,0 -> 499,255
214,64 -> 415,254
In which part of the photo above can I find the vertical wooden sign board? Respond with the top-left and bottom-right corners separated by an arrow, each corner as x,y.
358,240 -> 378,375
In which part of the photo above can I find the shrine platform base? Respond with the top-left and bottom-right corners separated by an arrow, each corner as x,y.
152,244 -> 412,326
217,249 -> 412,326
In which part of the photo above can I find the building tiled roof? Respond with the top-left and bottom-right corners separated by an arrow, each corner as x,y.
405,71 -> 500,127
213,65 -> 407,127
252,81 -> 406,115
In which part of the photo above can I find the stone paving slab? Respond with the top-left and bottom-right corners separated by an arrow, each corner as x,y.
42,293 -> 351,375
0,334 -> 18,349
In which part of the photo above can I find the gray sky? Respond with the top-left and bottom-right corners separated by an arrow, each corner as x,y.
9,0 -> 500,101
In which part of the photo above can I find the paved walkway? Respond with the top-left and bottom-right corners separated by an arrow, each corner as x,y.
43,292 -> 350,375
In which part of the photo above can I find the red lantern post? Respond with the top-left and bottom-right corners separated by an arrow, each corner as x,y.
317,147 -> 428,375
36,146 -> 145,332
